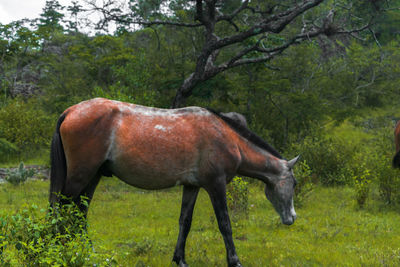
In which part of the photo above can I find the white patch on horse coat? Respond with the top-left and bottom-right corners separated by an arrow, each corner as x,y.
290,199 -> 296,218
154,124 -> 167,131
109,99 -> 210,119
106,114 -> 122,161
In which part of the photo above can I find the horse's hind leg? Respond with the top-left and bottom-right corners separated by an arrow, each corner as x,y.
61,167 -> 102,216
78,173 -> 102,216
173,185 -> 200,267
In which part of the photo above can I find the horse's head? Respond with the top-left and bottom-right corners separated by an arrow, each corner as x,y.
264,155 -> 300,225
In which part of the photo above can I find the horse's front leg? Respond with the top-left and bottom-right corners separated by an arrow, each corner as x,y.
173,185 -> 200,267
206,180 -> 242,267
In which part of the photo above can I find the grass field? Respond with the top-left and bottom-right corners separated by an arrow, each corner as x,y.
1,177 -> 400,266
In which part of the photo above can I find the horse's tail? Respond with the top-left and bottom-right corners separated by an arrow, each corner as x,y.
49,113 -> 68,206
393,151 -> 400,168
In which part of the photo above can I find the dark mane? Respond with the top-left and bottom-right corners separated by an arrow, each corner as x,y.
206,108 -> 283,159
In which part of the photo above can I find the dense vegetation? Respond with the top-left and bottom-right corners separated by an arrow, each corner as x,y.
1,0 -> 400,265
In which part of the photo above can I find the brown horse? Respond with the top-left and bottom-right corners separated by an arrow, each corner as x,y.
393,120 -> 400,168
50,98 -> 299,267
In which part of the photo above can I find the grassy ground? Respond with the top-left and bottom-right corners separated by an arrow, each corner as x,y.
1,178 -> 400,266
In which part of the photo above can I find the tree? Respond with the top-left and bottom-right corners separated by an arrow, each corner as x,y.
88,0 -> 389,107
38,0 -> 65,38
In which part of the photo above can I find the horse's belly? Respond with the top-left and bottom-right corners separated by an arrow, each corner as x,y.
109,161 -> 200,190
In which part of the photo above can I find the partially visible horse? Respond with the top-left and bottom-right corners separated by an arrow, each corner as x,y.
393,120 -> 400,168
50,98 -> 299,267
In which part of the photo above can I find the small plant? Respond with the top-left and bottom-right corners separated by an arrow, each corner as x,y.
0,200 -> 116,266
226,177 -> 249,218
5,162 -> 35,185
294,160 -> 314,207
353,166 -> 372,208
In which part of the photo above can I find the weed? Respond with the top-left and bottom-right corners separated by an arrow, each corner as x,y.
5,162 -> 35,185
353,166 -> 372,208
294,160 -> 314,207
0,200 -> 116,266
227,177 -> 249,219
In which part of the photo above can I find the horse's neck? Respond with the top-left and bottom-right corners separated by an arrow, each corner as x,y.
236,138 -> 283,182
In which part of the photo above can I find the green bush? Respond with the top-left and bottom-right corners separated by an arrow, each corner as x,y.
287,117 -> 400,207
226,177 -> 249,218
5,162 -> 35,185
374,154 -> 400,204
291,134 -> 356,185
0,98 -> 54,151
293,160 -> 314,207
0,202 -> 116,266
0,138 -> 19,162
352,164 -> 372,208
366,134 -> 400,205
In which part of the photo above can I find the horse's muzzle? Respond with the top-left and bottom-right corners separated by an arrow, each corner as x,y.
282,215 -> 296,225
281,210 -> 296,225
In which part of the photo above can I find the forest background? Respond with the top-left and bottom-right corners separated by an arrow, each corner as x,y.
2,1 -> 400,265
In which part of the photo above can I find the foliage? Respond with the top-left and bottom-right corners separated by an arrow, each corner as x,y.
226,176 -> 249,218
352,164 -> 372,208
293,160 -> 314,207
5,162 -> 35,186
290,134 -> 354,186
359,119 -> 400,205
0,138 -> 19,162
0,98 -> 54,150
373,153 -> 400,204
0,201 -> 116,266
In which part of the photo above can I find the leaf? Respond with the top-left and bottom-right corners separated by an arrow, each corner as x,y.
15,242 -> 22,250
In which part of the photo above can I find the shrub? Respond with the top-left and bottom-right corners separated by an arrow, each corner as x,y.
352,165 -> 372,208
367,135 -> 400,205
374,154 -> 400,204
5,162 -> 35,185
0,138 -> 19,161
226,177 -> 249,218
0,98 -> 54,151
293,160 -> 314,207
0,202 -> 116,266
291,134 -> 356,185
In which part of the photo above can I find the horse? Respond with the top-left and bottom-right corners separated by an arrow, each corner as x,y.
393,120 -> 400,168
49,98 -> 299,267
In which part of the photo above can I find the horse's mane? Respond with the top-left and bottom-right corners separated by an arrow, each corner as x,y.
206,108 -> 283,159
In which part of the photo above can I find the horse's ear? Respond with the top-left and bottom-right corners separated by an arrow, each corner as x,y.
288,155 -> 300,169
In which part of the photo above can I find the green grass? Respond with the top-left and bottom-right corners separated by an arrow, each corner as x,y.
1,178 -> 400,266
